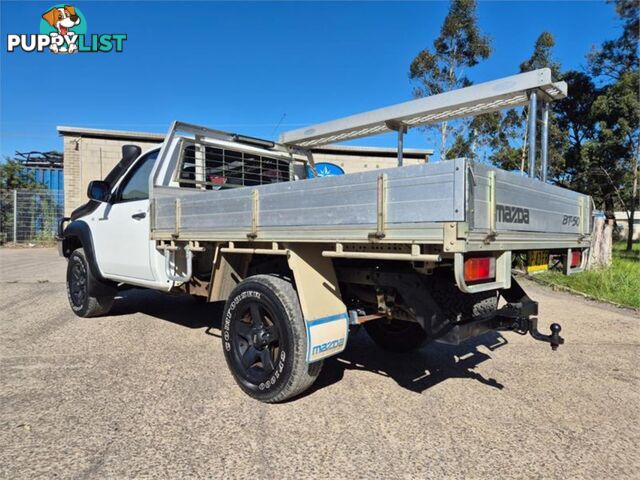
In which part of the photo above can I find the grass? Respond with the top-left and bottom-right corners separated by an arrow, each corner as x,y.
537,241 -> 640,309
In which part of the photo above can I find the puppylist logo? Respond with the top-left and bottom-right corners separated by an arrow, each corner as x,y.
6,4 -> 126,54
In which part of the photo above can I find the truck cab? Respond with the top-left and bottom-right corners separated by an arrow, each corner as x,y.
60,147 -> 168,292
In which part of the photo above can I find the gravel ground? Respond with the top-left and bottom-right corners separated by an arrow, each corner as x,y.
1,247 -> 638,479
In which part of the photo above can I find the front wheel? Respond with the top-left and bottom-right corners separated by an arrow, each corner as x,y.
221,274 -> 322,403
66,248 -> 114,318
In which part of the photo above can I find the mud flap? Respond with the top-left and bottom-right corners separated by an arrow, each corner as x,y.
287,245 -> 349,363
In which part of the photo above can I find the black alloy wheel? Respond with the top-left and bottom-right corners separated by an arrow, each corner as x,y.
221,275 -> 323,402
69,255 -> 88,309
65,248 -> 114,318
230,301 -> 281,386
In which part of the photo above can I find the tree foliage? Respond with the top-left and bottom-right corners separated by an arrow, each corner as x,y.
409,0 -> 638,248
0,159 -> 40,190
588,0 -> 639,80
519,32 -> 561,78
480,31 -> 566,177
554,71 -> 600,191
584,71 -> 639,249
409,0 -> 491,159
585,0 -> 639,251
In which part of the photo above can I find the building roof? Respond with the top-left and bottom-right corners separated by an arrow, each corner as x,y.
57,126 -> 166,142
56,125 -> 433,158
16,150 -> 64,168
312,144 -> 433,159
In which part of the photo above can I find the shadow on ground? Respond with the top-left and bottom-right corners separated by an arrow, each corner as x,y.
305,329 -> 507,398
109,288 -> 507,396
109,288 -> 224,331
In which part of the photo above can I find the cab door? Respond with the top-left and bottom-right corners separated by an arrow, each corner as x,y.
92,149 -> 159,283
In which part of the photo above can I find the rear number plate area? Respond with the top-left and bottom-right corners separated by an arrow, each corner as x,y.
527,250 -> 549,273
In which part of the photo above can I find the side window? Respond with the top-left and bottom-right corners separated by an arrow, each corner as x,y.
118,150 -> 159,202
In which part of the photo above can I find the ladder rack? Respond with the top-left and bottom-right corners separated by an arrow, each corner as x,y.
279,68 -> 566,148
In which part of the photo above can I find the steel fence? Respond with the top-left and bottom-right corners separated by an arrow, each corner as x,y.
0,189 -> 64,244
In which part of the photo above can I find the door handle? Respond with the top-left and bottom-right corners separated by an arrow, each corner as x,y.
131,211 -> 146,220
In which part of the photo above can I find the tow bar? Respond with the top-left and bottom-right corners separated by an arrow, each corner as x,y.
498,277 -> 565,350
525,319 -> 563,350
496,310 -> 564,351
438,277 -> 565,351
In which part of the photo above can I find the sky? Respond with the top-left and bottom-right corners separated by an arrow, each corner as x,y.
0,0 -> 624,160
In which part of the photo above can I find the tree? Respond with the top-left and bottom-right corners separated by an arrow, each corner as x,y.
554,71 -> 600,191
409,0 -> 491,160
445,135 -> 472,160
0,158 -> 39,190
588,0 -> 639,80
519,32 -> 561,78
586,0 -> 639,251
474,110 -> 521,168
584,72 -> 639,251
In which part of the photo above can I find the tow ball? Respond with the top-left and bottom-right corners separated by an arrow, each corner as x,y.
527,318 -> 564,351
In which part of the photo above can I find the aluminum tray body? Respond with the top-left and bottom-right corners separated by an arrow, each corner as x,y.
153,158 -> 466,243
152,157 -> 590,251
467,163 -> 590,251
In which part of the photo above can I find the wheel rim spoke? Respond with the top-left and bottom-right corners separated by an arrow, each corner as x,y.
231,300 -> 282,383
259,349 -> 274,371
265,325 -> 279,343
241,345 -> 259,368
70,260 -> 87,306
235,321 -> 252,340
250,304 -> 262,327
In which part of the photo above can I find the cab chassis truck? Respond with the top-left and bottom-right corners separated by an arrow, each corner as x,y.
59,69 -> 591,402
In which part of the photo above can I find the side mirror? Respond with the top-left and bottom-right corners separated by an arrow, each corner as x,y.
87,180 -> 110,203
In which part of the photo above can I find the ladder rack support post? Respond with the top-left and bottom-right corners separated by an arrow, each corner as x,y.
528,91 -> 538,179
540,100 -> 549,183
397,126 -> 406,167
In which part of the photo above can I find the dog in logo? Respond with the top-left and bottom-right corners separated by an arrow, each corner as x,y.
41,5 -> 81,53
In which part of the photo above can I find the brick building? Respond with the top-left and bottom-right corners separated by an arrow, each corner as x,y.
57,126 -> 432,215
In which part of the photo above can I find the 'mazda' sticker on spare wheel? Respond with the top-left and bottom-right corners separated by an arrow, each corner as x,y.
6,4 -> 127,54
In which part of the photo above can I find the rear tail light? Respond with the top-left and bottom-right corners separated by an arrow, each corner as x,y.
464,256 -> 496,282
571,250 -> 582,268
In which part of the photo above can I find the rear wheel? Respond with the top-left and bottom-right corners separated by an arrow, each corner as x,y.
221,274 -> 322,403
66,248 -> 114,318
364,319 -> 427,352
